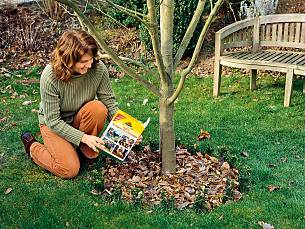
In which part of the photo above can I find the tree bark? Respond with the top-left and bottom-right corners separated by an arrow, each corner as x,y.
159,97 -> 175,173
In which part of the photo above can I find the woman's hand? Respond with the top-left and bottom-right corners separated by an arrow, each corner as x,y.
135,135 -> 143,145
81,134 -> 105,152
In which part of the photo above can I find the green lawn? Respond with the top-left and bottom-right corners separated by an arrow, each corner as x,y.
0,67 -> 304,228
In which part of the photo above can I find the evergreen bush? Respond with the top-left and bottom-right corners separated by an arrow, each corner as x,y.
107,0 -> 146,28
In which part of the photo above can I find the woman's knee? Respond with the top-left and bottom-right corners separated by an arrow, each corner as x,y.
84,100 -> 108,120
57,159 -> 80,179
53,158 -> 80,179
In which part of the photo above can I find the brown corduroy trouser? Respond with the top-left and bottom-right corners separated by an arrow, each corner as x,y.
29,100 -> 108,179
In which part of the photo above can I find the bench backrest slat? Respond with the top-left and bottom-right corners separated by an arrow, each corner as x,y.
277,23 -> 283,41
265,24 -> 271,41
301,23 -> 305,42
289,23 -> 295,42
283,23 -> 289,42
272,24 -> 277,42
295,23 -> 301,43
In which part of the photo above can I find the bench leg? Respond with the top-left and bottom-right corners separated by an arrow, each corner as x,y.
250,69 -> 257,90
284,69 -> 294,107
213,61 -> 222,97
303,77 -> 305,93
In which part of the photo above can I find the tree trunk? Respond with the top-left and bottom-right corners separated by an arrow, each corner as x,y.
159,0 -> 176,173
159,97 -> 176,173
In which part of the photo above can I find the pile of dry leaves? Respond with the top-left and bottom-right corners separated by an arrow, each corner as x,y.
102,147 -> 241,210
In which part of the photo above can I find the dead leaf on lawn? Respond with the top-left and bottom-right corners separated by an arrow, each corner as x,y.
233,190 -> 242,201
268,185 -> 281,192
5,187 -> 13,194
241,151 -> 249,157
258,221 -> 275,229
11,122 -> 17,127
197,129 -> 211,141
267,164 -> 277,168
279,157 -> 288,163
142,99 -> 148,105
93,202 -> 99,207
22,100 -> 33,106
90,189 -> 100,195
0,117 -> 7,123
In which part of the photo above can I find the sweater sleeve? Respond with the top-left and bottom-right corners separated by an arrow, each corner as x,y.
40,73 -> 84,146
96,63 -> 119,121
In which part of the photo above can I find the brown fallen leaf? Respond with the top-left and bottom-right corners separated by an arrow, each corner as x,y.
131,175 -> 141,183
108,168 -> 117,177
197,129 -> 211,141
11,122 -> 17,127
233,190 -> 242,201
5,187 -> 12,194
220,162 -> 230,171
268,185 -> 281,192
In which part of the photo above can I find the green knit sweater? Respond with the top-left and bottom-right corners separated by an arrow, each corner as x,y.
38,62 -> 118,146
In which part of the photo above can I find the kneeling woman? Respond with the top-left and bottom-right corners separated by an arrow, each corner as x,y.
21,29 -> 118,178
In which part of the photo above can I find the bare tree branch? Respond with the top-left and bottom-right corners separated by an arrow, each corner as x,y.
75,12 -> 88,31
83,0 -> 89,13
173,0 -> 206,70
147,0 -> 167,82
92,3 -> 129,29
99,53 -> 153,73
99,0 -> 148,27
227,0 -> 237,22
56,0 -> 161,97
168,0 -> 225,105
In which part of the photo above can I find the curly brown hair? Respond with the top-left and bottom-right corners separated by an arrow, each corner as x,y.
51,29 -> 98,81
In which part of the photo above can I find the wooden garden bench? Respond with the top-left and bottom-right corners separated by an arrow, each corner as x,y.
213,14 -> 305,107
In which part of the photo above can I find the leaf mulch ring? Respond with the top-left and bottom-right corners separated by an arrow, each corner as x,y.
102,147 -> 241,210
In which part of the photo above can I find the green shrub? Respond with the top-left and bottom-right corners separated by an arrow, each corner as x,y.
107,0 -> 147,27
